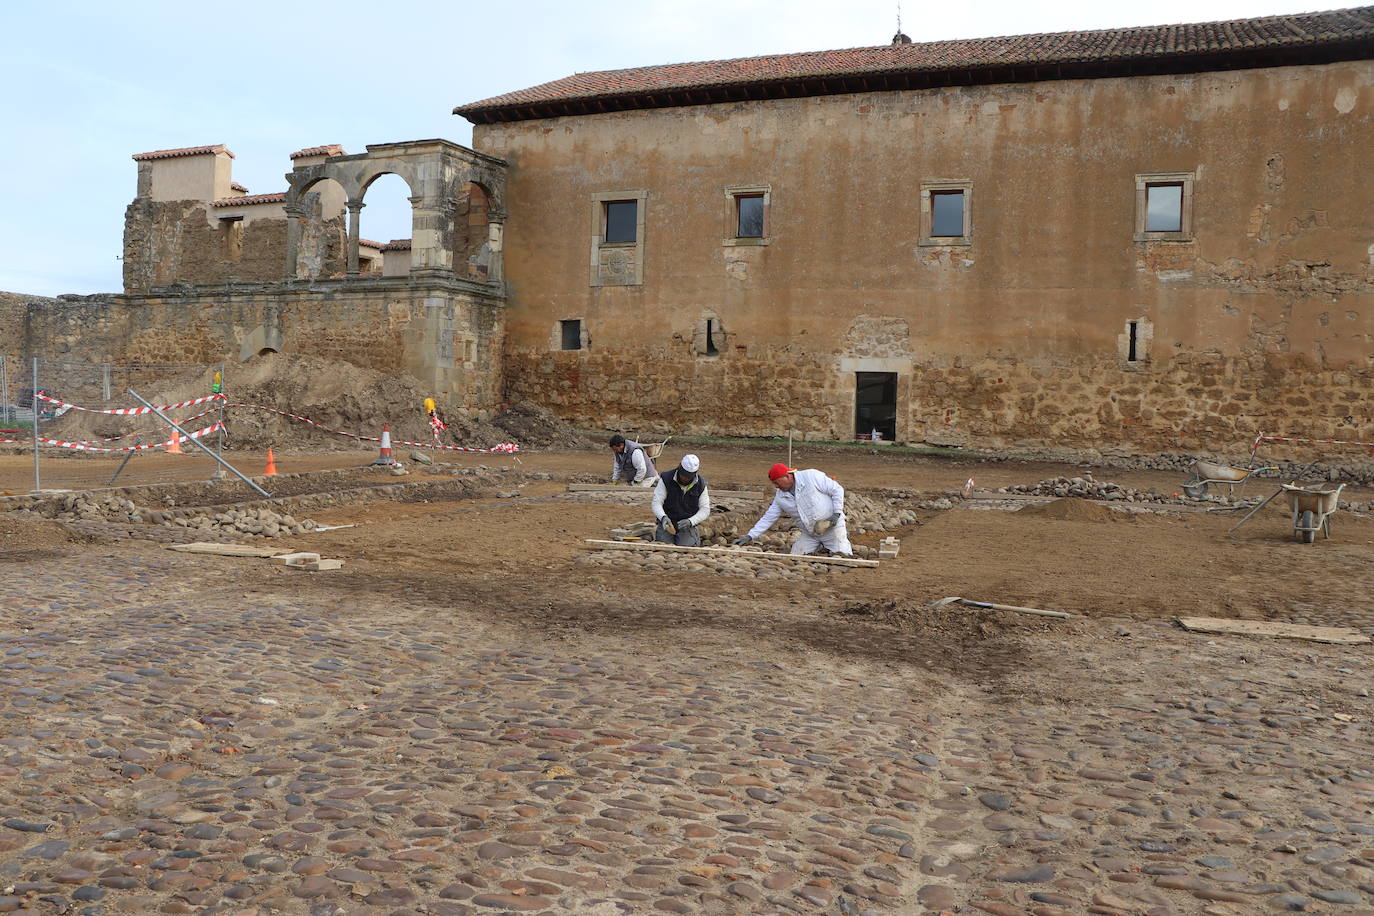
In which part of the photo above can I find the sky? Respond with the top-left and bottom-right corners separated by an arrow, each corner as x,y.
0,0 -> 1354,297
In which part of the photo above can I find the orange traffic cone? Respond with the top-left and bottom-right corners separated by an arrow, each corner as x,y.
166,430 -> 182,454
264,448 -> 278,477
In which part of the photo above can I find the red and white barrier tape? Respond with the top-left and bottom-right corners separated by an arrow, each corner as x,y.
225,403 -> 519,453
37,392 -> 225,415
26,405 -> 225,445
1253,432 -> 1374,452
1,422 -> 225,452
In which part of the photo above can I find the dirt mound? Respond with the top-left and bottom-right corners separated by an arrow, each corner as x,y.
39,355 -> 577,453
493,401 -> 590,449
1016,497 -> 1130,523
0,517 -> 86,554
838,598 -> 1056,640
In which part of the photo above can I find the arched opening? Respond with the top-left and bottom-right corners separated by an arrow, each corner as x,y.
257,347 -> 279,357
293,176 -> 348,280
359,173 -> 414,276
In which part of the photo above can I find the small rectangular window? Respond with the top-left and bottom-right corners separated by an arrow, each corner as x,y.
930,191 -> 965,237
1145,183 -> 1183,232
220,217 -> 243,262
560,319 -> 582,351
604,201 -> 637,244
735,194 -> 764,239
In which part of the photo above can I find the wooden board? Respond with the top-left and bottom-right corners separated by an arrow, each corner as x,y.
583,538 -> 878,568
1177,616 -> 1371,645
167,542 -> 288,558
567,484 -> 765,499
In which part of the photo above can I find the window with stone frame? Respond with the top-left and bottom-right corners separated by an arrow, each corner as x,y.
1134,171 -> 1195,241
919,181 -> 972,246
723,185 -> 771,246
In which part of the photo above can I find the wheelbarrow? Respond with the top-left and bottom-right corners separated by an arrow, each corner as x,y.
1182,460 -> 1276,499
1283,483 -> 1343,543
1228,480 -> 1343,542
632,434 -> 671,460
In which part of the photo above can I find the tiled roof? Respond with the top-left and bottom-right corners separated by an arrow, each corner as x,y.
290,144 -> 345,159
230,182 -> 249,193
359,238 -> 385,249
132,144 -> 234,161
456,6 -> 1374,122
381,239 -> 412,251
211,192 -> 286,208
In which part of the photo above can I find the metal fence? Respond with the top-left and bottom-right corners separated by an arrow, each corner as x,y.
2,356 -> 229,492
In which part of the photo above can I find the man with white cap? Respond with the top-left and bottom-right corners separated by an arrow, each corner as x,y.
733,463 -> 852,556
651,454 -> 711,547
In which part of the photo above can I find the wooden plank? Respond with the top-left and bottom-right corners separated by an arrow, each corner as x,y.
167,542 -> 288,558
567,484 -> 765,499
1177,616 -> 1371,645
582,539 -> 878,568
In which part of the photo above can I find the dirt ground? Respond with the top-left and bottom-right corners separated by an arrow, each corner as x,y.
4,444 -> 1371,640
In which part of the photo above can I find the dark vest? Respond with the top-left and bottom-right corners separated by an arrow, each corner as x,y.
615,440 -> 658,481
660,470 -> 707,522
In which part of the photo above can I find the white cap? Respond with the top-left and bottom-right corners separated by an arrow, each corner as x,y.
680,454 -> 700,473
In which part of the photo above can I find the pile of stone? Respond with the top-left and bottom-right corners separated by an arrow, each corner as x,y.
577,548 -> 843,581
1001,475 -> 1174,504
157,507 -> 319,539
844,492 -> 924,530
17,492 -> 143,524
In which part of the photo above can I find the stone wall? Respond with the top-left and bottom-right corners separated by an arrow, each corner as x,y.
480,60 -> 1374,453
123,197 -> 346,292
9,280 -> 505,414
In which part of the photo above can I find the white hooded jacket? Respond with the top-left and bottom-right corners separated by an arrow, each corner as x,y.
747,468 -> 845,539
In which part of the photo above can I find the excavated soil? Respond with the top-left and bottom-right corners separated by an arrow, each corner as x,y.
36,354 -> 584,453
1015,496 -> 1134,522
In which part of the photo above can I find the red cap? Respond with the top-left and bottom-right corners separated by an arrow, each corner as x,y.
767,463 -> 793,481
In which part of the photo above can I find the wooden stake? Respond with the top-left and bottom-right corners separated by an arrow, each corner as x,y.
582,539 -> 878,568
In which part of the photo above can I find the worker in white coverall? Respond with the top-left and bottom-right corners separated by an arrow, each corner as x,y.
608,433 -> 658,487
651,454 -> 711,547
733,463 -> 852,556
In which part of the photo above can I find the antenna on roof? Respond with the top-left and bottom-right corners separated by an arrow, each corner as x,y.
892,0 -> 911,45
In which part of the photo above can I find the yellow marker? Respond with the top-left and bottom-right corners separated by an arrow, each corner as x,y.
424,397 -> 436,414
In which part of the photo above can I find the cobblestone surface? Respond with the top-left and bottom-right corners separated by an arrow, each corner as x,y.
1,545 -> 1372,915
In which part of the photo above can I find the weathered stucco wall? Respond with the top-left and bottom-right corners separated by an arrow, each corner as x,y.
477,61 -> 1374,451
11,282 -> 505,414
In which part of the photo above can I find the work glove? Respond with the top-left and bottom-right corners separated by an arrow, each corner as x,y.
813,512 -> 841,535
659,516 -> 677,535
732,535 -> 753,546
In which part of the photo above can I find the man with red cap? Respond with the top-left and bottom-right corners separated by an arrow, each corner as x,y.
733,464 -> 851,557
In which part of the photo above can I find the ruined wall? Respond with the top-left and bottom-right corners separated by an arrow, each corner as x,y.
123,197 -> 346,292
477,60 -> 1374,452
11,282 -> 505,415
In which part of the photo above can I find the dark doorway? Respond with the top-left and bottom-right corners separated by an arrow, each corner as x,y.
855,372 -> 897,442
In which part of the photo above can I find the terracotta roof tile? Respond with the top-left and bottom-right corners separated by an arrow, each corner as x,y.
132,144 -> 234,161
290,144 -> 346,159
358,238 -> 385,249
211,192 -> 286,208
456,7 -> 1374,121
230,182 -> 249,193
381,239 -> 412,251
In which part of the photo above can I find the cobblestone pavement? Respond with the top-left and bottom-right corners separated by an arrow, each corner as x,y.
2,545 -> 1372,916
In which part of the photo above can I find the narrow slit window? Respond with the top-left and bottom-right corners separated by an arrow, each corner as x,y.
1127,321 -> 1139,362
930,190 -> 965,237
1145,183 -> 1183,232
705,319 -> 719,356
735,194 -> 764,239
560,319 -> 582,351
603,200 -> 637,243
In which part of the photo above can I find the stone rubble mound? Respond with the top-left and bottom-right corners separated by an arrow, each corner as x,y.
13,493 -> 319,538
159,507 -> 319,539
578,549 -> 843,581
18,492 -> 143,523
1002,475 -> 1175,504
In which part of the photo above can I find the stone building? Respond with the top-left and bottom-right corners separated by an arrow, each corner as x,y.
456,6 -> 1374,452
15,7 -> 1369,451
